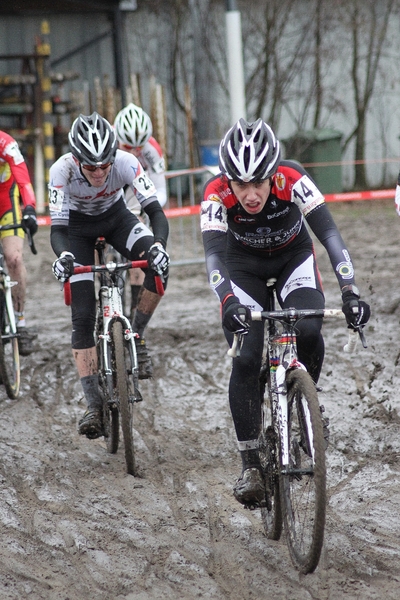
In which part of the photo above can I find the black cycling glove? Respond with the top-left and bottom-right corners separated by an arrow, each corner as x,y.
342,291 -> 370,329
22,205 -> 38,236
221,295 -> 251,334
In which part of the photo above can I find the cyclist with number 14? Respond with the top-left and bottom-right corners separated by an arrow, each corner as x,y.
200,118 -> 370,508
48,112 -> 169,440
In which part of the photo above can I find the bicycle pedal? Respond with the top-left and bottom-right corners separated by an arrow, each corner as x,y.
243,502 -> 259,511
130,387 -> 143,403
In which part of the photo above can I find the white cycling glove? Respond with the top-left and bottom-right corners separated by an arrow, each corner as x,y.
52,251 -> 75,283
148,243 -> 170,277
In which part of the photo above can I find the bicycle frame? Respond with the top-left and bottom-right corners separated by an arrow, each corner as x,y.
268,329 -> 305,469
0,255 -> 18,336
0,219 -> 36,340
65,255 -> 163,396
230,300 -> 363,465
258,284 -> 314,471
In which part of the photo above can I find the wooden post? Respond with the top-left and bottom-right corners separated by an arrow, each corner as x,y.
35,20 -> 53,214
128,72 -> 141,106
185,84 -> 196,168
94,76 -> 103,115
150,77 -> 168,168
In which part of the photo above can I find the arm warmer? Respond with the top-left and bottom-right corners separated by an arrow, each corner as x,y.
202,230 -> 233,302
306,203 -> 356,288
50,225 -> 69,257
144,200 -> 169,248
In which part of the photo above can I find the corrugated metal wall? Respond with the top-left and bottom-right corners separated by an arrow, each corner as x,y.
0,13 -> 116,122
0,14 -> 115,80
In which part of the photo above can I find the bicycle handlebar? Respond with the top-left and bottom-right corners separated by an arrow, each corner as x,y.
72,259 -> 149,275
0,219 -> 37,255
227,308 -> 367,358
251,308 -> 343,321
63,259 -> 164,306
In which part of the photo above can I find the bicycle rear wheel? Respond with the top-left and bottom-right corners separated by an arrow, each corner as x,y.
280,368 -> 326,574
112,321 -> 136,475
0,289 -> 20,399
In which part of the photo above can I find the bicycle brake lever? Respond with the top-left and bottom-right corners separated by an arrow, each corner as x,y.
25,228 -> 37,255
228,334 -> 240,357
227,333 -> 246,358
357,326 -> 368,349
29,233 -> 37,255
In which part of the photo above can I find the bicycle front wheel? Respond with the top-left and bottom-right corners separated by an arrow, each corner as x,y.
96,317 -> 119,453
112,321 -> 136,475
259,424 -> 283,540
280,369 -> 326,574
0,290 -> 20,399
100,370 -> 119,454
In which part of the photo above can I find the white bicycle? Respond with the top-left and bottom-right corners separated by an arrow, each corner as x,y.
229,279 -> 367,573
0,220 -> 37,399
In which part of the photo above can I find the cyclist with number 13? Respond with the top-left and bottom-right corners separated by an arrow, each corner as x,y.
200,118 -> 370,508
48,112 -> 170,440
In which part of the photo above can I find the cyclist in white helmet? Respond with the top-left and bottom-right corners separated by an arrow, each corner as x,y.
114,103 -> 168,322
49,112 -> 170,440
201,118 -> 370,508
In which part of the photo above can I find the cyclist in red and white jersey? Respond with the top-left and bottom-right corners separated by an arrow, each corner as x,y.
49,112 -> 169,439
114,103 -> 167,320
0,130 -> 38,355
201,118 -> 370,508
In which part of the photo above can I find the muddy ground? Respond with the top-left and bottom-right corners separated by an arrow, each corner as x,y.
1,199 -> 400,599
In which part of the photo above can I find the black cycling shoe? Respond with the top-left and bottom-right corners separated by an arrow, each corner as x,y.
135,336 -> 153,379
17,327 -> 36,356
233,467 -> 266,509
78,408 -> 104,439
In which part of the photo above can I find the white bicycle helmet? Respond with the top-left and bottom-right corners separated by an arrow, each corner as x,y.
114,103 -> 153,148
219,118 -> 281,182
68,112 -> 117,166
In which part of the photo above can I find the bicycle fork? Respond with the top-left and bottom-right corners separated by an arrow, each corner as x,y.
270,337 -> 315,470
1,274 -> 18,338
